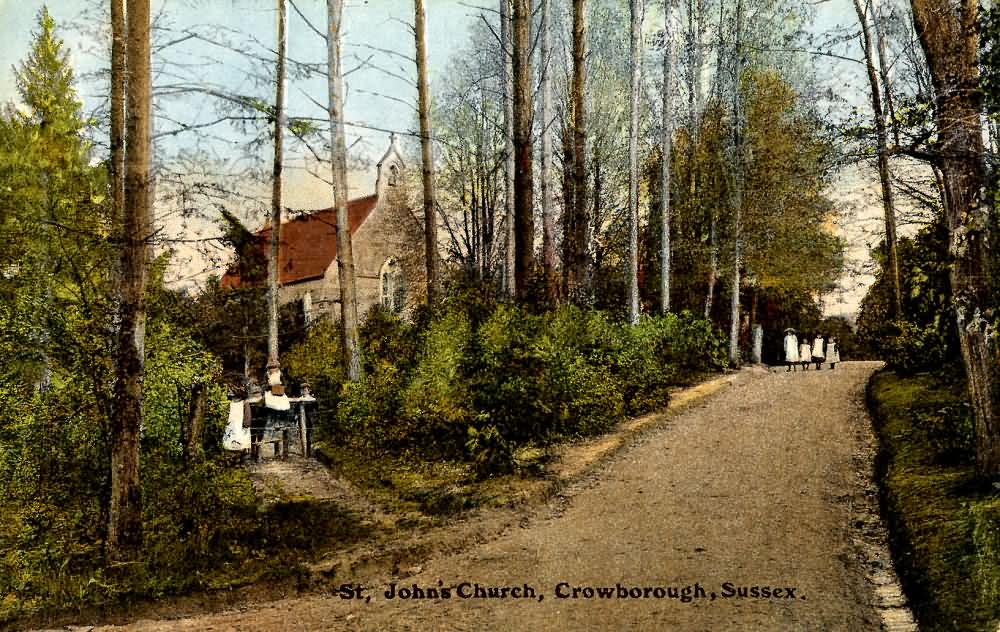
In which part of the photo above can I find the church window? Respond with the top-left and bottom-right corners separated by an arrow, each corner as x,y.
379,257 -> 405,314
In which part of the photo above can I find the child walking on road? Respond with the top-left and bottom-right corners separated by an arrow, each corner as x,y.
827,337 -> 840,369
799,337 -> 811,371
784,328 -> 799,371
811,335 -> 826,370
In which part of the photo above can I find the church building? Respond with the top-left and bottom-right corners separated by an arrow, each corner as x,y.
221,135 -> 426,323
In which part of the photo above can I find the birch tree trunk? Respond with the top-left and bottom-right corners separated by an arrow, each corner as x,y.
540,0 -> 557,302
327,0 -> 361,381
910,0 -> 1000,477
414,0 -> 438,303
501,0 -> 515,297
874,0 -> 900,147
703,0 -> 718,320
661,0 -> 674,315
512,0 -> 534,300
109,0 -> 152,561
854,0 -> 902,318
627,0 -> 643,325
110,0 -> 125,243
564,0 -> 589,304
267,0 -> 287,372
727,0 -> 744,368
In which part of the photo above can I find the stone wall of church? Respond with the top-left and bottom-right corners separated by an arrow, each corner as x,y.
277,166 -> 425,324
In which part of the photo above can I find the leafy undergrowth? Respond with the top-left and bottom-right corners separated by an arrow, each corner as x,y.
314,442 -> 552,524
868,369 -> 1000,632
1,457 -> 375,629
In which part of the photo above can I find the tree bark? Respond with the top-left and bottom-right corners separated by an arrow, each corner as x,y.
110,0 -> 125,236
414,0 -> 438,303
185,381 -> 206,463
327,0 -> 361,381
911,0 -> 1000,477
728,0 -> 744,368
661,0 -> 674,314
874,0 -> 900,148
703,0 -> 719,321
501,0 -> 515,297
512,0 -> 534,300
540,0 -> 557,302
854,0 -> 902,319
564,0 -> 589,304
109,0 -> 152,561
627,0 -> 643,324
268,0 -> 288,371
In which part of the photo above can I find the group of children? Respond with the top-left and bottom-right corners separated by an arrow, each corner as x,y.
782,328 -> 840,371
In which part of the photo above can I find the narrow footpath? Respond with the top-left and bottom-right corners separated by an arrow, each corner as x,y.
89,360 -> 913,631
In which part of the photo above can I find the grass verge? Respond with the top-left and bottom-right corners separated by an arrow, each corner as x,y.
868,369 -> 1000,632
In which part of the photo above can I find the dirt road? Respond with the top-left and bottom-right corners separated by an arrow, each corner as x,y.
92,361 -> 901,631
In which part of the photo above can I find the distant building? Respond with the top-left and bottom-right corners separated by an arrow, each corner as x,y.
221,135 -> 425,322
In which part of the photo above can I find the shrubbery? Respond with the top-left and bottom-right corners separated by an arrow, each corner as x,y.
868,370 -> 1000,631
286,292 -> 727,476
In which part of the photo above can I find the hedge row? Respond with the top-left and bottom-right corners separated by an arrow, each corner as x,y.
868,370 -> 1000,632
285,299 -> 727,475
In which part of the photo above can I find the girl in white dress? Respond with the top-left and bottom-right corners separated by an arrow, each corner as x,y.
799,339 -> 811,371
827,337 -> 841,369
783,328 -> 799,371
811,336 -> 826,370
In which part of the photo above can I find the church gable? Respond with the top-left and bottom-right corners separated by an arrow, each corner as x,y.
221,135 -> 425,320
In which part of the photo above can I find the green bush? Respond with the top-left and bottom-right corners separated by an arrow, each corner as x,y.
876,319 -> 952,375
465,424 -> 515,477
283,320 -> 346,438
336,363 -> 407,452
359,304 -> 423,376
400,309 -> 475,451
284,283 -> 725,470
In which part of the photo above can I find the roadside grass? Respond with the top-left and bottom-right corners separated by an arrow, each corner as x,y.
868,369 -> 1000,632
0,466 -> 376,629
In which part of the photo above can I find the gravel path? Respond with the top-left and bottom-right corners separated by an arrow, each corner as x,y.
93,361 -> 894,631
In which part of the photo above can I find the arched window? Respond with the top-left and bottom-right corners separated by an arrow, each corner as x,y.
388,163 -> 399,186
302,290 -> 313,325
379,257 -> 406,314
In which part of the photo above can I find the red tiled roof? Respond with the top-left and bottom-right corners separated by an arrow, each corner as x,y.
220,194 -> 378,289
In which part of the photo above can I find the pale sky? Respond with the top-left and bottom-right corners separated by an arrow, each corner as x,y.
0,0 -> 900,316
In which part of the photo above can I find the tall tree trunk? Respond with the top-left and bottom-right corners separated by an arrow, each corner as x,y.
875,0 -> 900,148
268,0 -> 287,373
512,0 -> 534,300
110,0 -> 126,236
911,0 -> 1000,477
184,381 -> 206,463
854,0 -> 902,318
540,0 -> 557,302
661,0 -> 674,314
703,0 -> 720,320
627,0 -> 643,324
501,0 -> 515,297
561,117 -> 576,296
414,0 -> 438,303
728,0 -> 745,368
327,0 -> 361,381
565,0 -> 589,303
109,0 -> 151,561
704,212 -> 717,319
